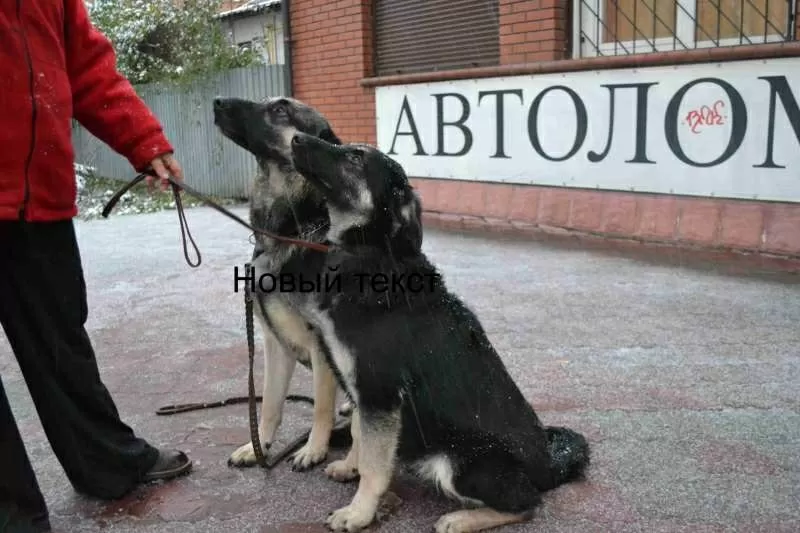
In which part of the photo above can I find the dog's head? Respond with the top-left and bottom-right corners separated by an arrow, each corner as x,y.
290,132 -> 422,254
213,96 -> 341,167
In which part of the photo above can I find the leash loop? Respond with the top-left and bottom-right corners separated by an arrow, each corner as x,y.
101,170 -> 330,270
172,181 -> 202,267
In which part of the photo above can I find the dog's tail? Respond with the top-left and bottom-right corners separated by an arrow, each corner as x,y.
546,426 -> 590,486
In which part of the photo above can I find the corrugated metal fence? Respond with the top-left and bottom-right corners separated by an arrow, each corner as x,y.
72,64 -> 289,199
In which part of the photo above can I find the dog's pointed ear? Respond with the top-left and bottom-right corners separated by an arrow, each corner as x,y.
320,128 -> 342,145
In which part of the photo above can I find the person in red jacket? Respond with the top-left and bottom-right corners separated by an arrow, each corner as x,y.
1,1 -> 193,530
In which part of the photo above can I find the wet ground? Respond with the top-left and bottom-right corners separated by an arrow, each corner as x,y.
2,205 -> 799,533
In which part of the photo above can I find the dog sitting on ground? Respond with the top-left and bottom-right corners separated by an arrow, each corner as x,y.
285,132 -> 591,533
212,96 -> 352,471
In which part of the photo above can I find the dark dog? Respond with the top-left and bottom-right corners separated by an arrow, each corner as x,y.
285,132 -> 591,533
212,96 -> 352,471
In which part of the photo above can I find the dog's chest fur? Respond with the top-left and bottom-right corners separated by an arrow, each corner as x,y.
290,249 -> 429,410
248,161 -> 329,363
249,162 -> 328,264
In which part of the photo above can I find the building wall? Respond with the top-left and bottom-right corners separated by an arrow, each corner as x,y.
290,0 -> 375,144
499,0 -> 570,64
219,10 -> 285,65
291,0 -> 800,258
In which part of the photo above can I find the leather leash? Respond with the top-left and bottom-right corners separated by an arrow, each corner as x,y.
101,171 -> 343,470
100,170 -> 331,266
155,393 -> 313,415
243,261 -> 268,467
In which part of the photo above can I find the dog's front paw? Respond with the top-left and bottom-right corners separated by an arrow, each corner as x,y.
324,459 -> 359,482
434,511 -> 477,533
289,441 -> 327,471
338,400 -> 354,417
326,503 -> 375,532
227,440 -> 270,467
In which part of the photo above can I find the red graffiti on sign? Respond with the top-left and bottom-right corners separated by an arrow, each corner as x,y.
684,100 -> 726,134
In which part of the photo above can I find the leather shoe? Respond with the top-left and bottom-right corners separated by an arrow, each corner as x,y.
141,448 -> 192,483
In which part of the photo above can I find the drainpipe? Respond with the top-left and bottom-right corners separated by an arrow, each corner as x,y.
280,0 -> 293,96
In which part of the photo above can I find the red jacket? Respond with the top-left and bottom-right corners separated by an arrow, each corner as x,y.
0,0 -> 174,222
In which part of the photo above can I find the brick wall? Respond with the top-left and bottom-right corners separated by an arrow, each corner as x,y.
499,0 -> 569,63
290,0 -> 376,144
290,0 -> 800,259
411,181 -> 800,257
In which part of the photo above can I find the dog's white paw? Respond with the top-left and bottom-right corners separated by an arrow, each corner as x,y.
324,459 -> 359,482
227,440 -> 269,467
338,400 -> 354,417
289,441 -> 327,471
326,503 -> 375,532
434,511 -> 475,533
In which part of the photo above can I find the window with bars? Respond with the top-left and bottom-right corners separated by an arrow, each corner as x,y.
575,0 -> 796,57
373,0 -> 500,76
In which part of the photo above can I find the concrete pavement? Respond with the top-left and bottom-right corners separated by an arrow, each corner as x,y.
1,205 -> 798,533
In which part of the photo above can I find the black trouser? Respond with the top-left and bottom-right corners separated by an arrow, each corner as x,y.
0,219 -> 159,527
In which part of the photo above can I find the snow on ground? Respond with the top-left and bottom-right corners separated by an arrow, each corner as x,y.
74,162 -> 93,194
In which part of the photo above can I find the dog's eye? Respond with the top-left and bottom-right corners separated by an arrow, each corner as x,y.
346,152 -> 363,164
270,100 -> 289,116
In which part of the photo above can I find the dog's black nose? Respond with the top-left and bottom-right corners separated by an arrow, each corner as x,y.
213,97 -> 226,110
291,134 -> 302,146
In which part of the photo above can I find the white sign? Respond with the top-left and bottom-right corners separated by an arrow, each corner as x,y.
375,57 -> 800,203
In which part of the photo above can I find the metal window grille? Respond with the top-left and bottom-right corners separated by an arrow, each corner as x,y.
373,0 -> 500,76
574,0 -> 797,57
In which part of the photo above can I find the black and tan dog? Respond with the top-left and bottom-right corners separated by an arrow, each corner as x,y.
212,96 -> 352,471
284,132 -> 591,533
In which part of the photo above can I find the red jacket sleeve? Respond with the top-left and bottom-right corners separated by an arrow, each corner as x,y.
63,0 -> 174,172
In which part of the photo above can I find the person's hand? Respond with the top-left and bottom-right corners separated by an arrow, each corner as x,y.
146,153 -> 183,191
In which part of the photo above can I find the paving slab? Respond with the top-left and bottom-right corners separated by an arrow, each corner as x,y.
1,205 -> 798,533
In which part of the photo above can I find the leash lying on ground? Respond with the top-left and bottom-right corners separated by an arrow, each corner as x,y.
155,393 -> 313,415
102,171 -> 346,470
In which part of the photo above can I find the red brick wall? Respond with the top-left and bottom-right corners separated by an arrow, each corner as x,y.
411,180 -> 800,257
499,0 -> 569,63
290,0 -> 376,144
